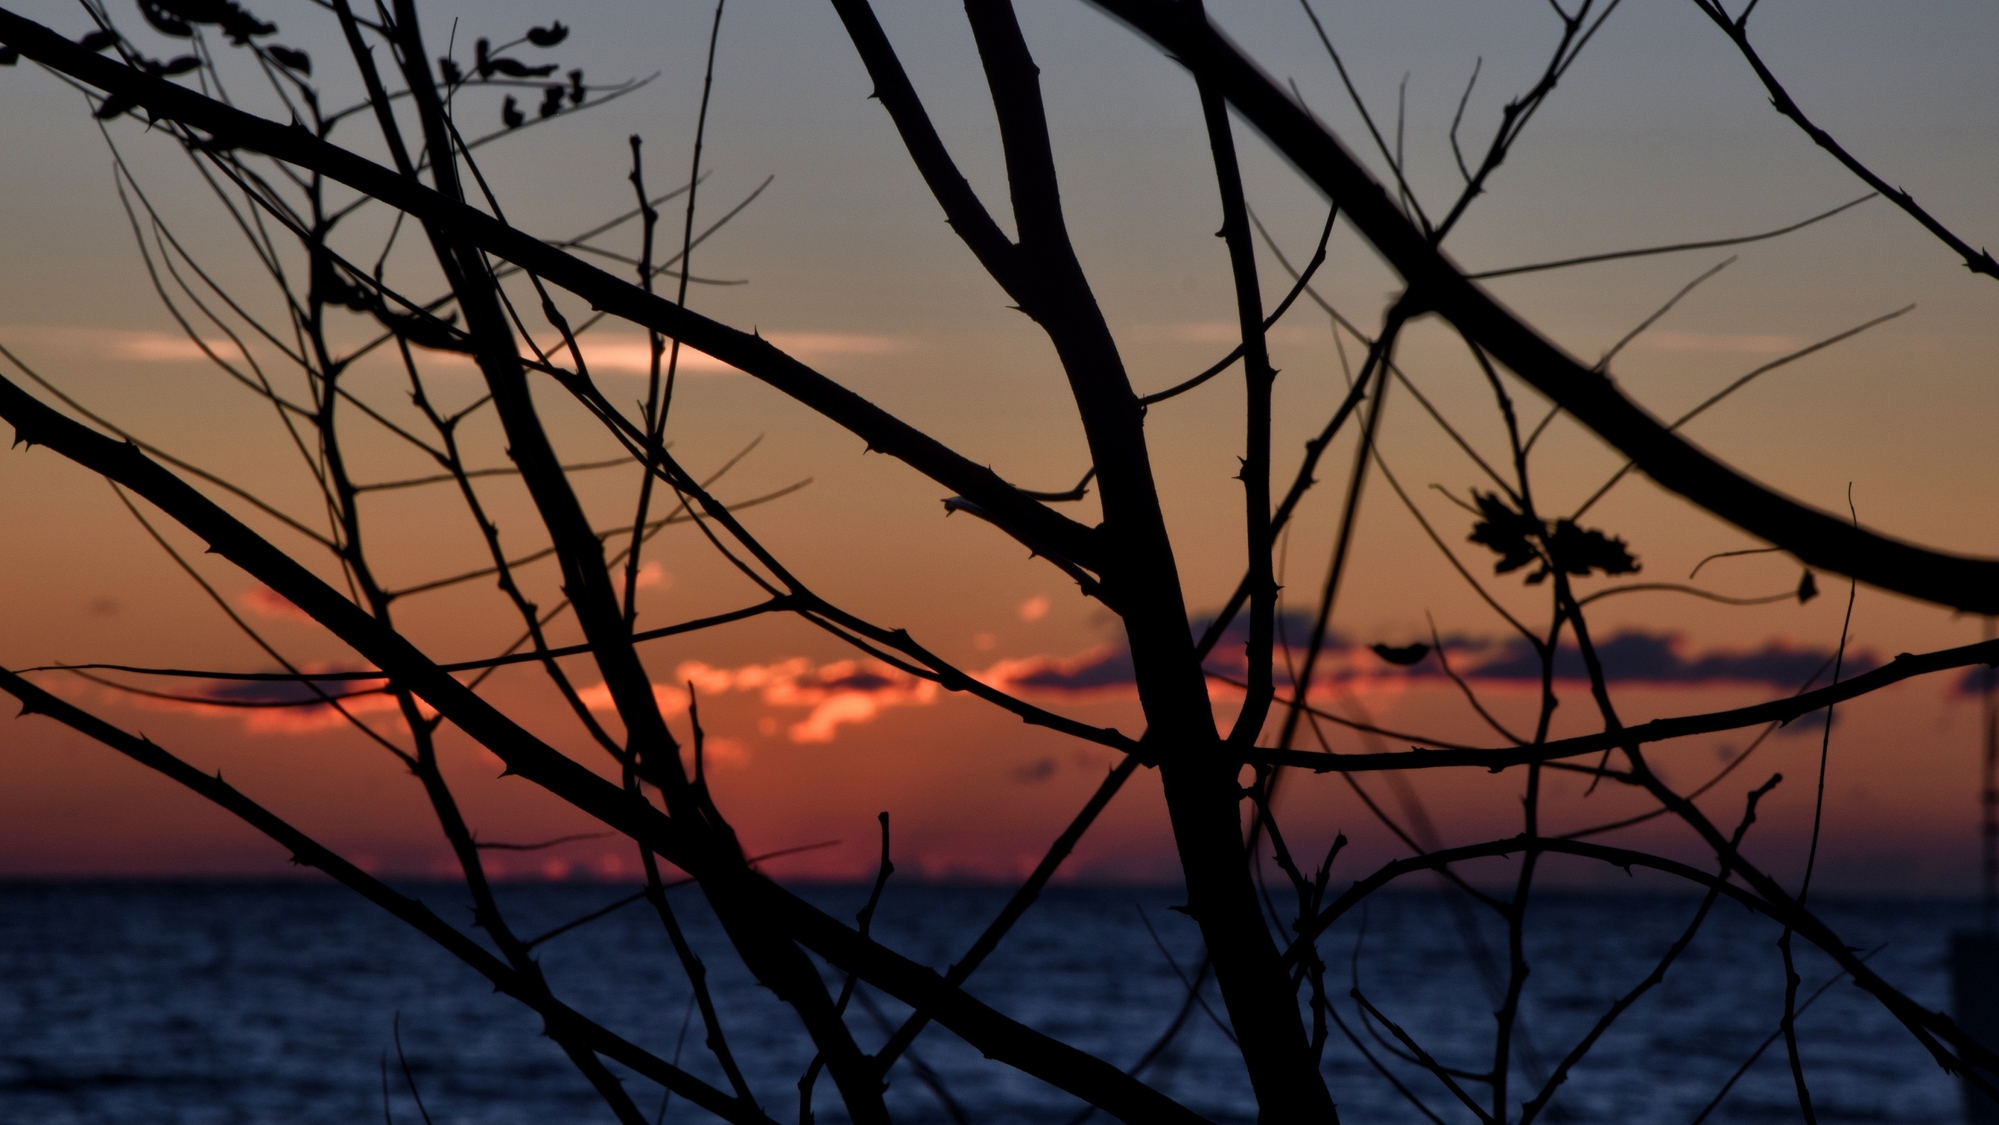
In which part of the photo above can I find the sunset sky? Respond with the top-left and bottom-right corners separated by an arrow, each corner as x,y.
1,0 -> 1995,894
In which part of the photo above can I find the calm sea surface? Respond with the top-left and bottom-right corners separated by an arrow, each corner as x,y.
0,881 -> 1978,1124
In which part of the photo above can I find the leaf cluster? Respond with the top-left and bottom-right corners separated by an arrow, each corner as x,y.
138,0 -> 273,45
1468,490 -> 1638,585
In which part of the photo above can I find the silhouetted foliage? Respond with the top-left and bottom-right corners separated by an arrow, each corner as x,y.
1,1 -> 1995,1123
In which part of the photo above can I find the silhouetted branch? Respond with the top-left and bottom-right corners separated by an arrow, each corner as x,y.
0,360 -> 1210,1124
1688,1 -> 1997,281
0,666 -> 777,1125
1139,206 -> 1337,407
1469,193 -> 1874,279
1086,0 -> 1999,613
0,12 -> 1103,576
1241,634 -> 1999,774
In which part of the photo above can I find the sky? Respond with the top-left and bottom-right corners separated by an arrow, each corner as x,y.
0,0 -> 1996,894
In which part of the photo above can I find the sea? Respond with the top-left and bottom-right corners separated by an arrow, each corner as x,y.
0,881 -> 1980,1124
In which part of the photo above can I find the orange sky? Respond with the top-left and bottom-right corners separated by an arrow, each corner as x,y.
2,0 -> 1996,893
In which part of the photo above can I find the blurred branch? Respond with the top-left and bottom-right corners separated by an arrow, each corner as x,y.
1087,0 -> 1999,613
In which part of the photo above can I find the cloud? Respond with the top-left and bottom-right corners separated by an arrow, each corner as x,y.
151,653 -> 934,745
634,561 -> 670,590
0,325 -> 246,365
541,331 -> 910,377
111,331 -> 245,363
1451,632 -> 1870,690
702,736 -> 752,769
764,333 -> 911,359
1011,757 -> 1058,784
979,612 -> 1311,698
241,585 -> 314,623
123,669 -> 406,734
2,324 -> 907,377
1951,666 -> 1999,698
194,676 -> 377,706
577,680 -> 693,718
979,619 -> 1865,701
678,657 -> 939,744
583,656 -> 944,744
129,624 -> 1855,746
238,700 -> 399,735
979,644 -> 1135,699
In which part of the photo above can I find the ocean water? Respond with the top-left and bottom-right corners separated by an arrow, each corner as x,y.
0,881 -> 1976,1124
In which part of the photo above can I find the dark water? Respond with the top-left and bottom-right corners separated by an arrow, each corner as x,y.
0,881 -> 1975,1124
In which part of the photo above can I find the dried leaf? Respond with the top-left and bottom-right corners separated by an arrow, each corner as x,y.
139,0 -> 275,45
526,21 -> 569,48
267,45 -> 310,74
1370,642 -> 1432,667
93,90 -> 140,120
1797,570 -> 1819,604
137,0 -> 194,37
1546,520 -> 1639,578
488,58 -> 558,79
78,29 -> 120,52
1468,490 -> 1639,584
1467,491 -> 1541,576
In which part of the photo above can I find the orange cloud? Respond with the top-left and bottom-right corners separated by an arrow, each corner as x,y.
114,666 -> 410,735
977,644 -> 1134,703
240,584 -> 315,623
0,325 -> 246,364
674,657 -> 940,743
573,657 -> 939,744
1,324 -> 914,396
234,691 -> 408,734
514,331 -> 911,377
576,680 -> 693,717
634,561 -> 670,589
